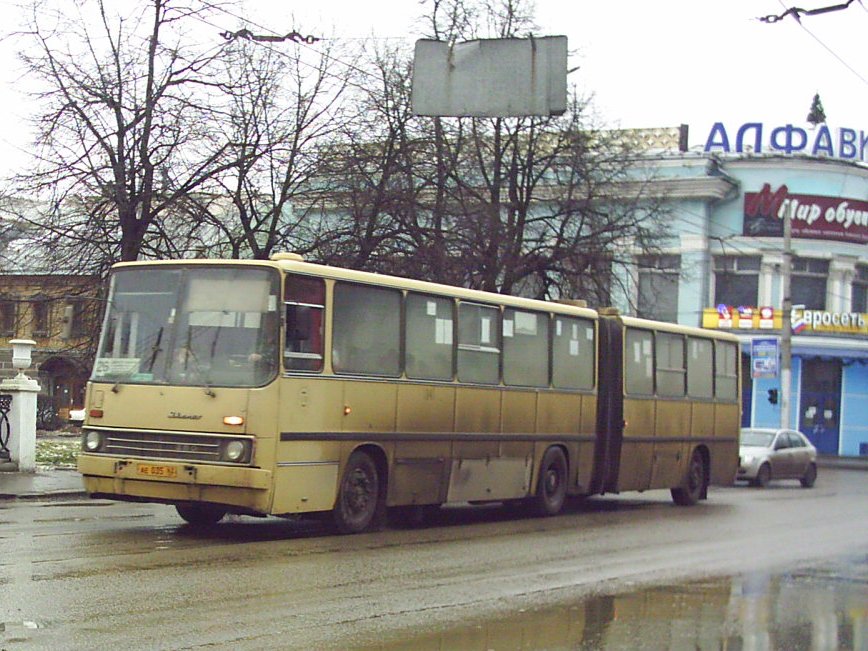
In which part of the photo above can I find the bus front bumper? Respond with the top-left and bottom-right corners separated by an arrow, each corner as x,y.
77,454 -> 272,513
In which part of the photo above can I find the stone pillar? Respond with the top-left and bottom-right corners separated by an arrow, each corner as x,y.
0,378 -> 41,472
0,340 -> 41,473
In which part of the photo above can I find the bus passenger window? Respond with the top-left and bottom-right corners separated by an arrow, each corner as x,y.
625,328 -> 654,395
687,337 -> 714,398
333,283 -> 400,376
284,275 -> 324,372
503,308 -> 548,387
552,317 -> 595,390
406,293 -> 453,380
655,332 -> 686,397
457,302 -> 499,384
715,341 -> 738,400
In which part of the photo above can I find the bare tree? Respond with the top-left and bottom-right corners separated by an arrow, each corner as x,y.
315,0 -> 672,305
184,32 -> 358,260
9,0 -> 244,270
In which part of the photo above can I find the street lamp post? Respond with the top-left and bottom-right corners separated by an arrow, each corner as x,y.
780,204 -> 793,429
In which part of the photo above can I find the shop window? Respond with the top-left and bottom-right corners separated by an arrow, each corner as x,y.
791,258 -> 828,309
637,255 -> 680,322
714,256 -> 760,308
852,265 -> 868,313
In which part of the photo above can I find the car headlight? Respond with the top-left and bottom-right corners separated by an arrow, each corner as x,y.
222,439 -> 249,463
83,430 -> 103,452
742,455 -> 755,464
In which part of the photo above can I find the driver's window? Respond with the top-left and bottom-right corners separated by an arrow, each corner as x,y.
285,275 -> 325,372
774,434 -> 789,450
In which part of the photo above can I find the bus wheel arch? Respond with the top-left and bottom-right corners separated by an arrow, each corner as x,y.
332,445 -> 388,534
671,445 -> 709,507
531,445 -> 569,517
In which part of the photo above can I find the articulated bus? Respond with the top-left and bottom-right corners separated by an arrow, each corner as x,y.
77,253 -> 741,533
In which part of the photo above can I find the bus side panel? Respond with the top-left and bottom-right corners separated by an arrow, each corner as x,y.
536,392 -> 594,493
711,401 -> 740,485
391,383 -> 455,505
650,400 -> 690,489
272,377 -> 344,515
342,381 -> 398,433
619,398 -> 655,492
448,388 -> 529,502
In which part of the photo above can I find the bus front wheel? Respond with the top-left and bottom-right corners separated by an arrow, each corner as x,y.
531,447 -> 568,517
175,503 -> 227,526
332,450 -> 383,534
671,449 -> 706,506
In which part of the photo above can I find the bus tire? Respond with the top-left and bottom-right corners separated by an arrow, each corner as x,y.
531,447 -> 568,517
671,449 -> 706,506
332,450 -> 383,534
175,503 -> 227,526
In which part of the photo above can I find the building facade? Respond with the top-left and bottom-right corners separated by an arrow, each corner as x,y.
623,150 -> 868,457
0,274 -> 99,426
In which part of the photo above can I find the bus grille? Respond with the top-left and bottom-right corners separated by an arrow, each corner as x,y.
88,429 -> 233,463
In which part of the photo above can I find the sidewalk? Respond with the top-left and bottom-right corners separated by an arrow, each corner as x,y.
1,454 -> 866,502
0,468 -> 85,500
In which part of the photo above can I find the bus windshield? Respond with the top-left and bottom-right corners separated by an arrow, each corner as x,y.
92,266 -> 281,388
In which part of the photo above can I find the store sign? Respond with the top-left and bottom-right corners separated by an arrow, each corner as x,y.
703,307 -> 868,336
792,308 -> 867,335
743,183 -> 868,245
751,337 -> 779,379
704,122 -> 868,162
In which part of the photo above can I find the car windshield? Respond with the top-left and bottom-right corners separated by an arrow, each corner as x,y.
92,265 -> 280,388
740,430 -> 775,447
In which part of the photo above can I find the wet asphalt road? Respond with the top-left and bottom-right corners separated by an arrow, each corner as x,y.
1,468 -> 867,650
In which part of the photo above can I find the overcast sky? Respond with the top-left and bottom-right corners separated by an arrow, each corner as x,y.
0,0 -> 865,173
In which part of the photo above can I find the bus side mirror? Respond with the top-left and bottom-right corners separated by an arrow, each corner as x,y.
61,305 -> 74,340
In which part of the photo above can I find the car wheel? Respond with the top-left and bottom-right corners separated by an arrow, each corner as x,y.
531,447 -> 568,516
671,449 -> 706,506
332,450 -> 383,534
800,463 -> 817,488
752,463 -> 771,488
175,503 -> 227,525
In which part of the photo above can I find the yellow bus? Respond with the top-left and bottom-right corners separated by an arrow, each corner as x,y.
77,254 -> 740,533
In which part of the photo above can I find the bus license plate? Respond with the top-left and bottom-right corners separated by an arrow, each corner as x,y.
137,463 -> 178,479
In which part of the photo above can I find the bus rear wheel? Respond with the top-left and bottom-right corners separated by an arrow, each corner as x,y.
332,450 -> 383,534
175,503 -> 227,526
671,449 -> 706,506
531,447 -> 568,517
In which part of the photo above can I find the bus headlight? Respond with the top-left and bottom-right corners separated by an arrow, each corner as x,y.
222,439 -> 249,463
83,430 -> 103,452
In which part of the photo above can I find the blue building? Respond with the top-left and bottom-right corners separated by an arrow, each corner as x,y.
617,139 -> 867,457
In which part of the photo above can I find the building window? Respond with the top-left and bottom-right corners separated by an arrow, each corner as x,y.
853,266 -> 868,313
714,256 -> 760,308
637,255 -> 680,322
0,299 -> 16,337
32,299 -> 50,337
791,258 -> 828,310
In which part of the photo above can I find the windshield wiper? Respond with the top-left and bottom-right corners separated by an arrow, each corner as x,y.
145,327 -> 164,372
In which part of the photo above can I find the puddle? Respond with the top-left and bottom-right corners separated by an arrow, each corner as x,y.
356,557 -> 868,650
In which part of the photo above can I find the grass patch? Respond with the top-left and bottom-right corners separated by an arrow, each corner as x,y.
36,439 -> 80,468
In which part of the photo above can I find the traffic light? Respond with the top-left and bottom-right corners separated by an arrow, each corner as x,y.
767,388 -> 779,405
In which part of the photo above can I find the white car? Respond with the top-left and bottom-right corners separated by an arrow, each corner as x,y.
738,428 -> 818,488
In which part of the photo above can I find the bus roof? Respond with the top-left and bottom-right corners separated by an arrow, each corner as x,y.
111,255 -> 739,341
